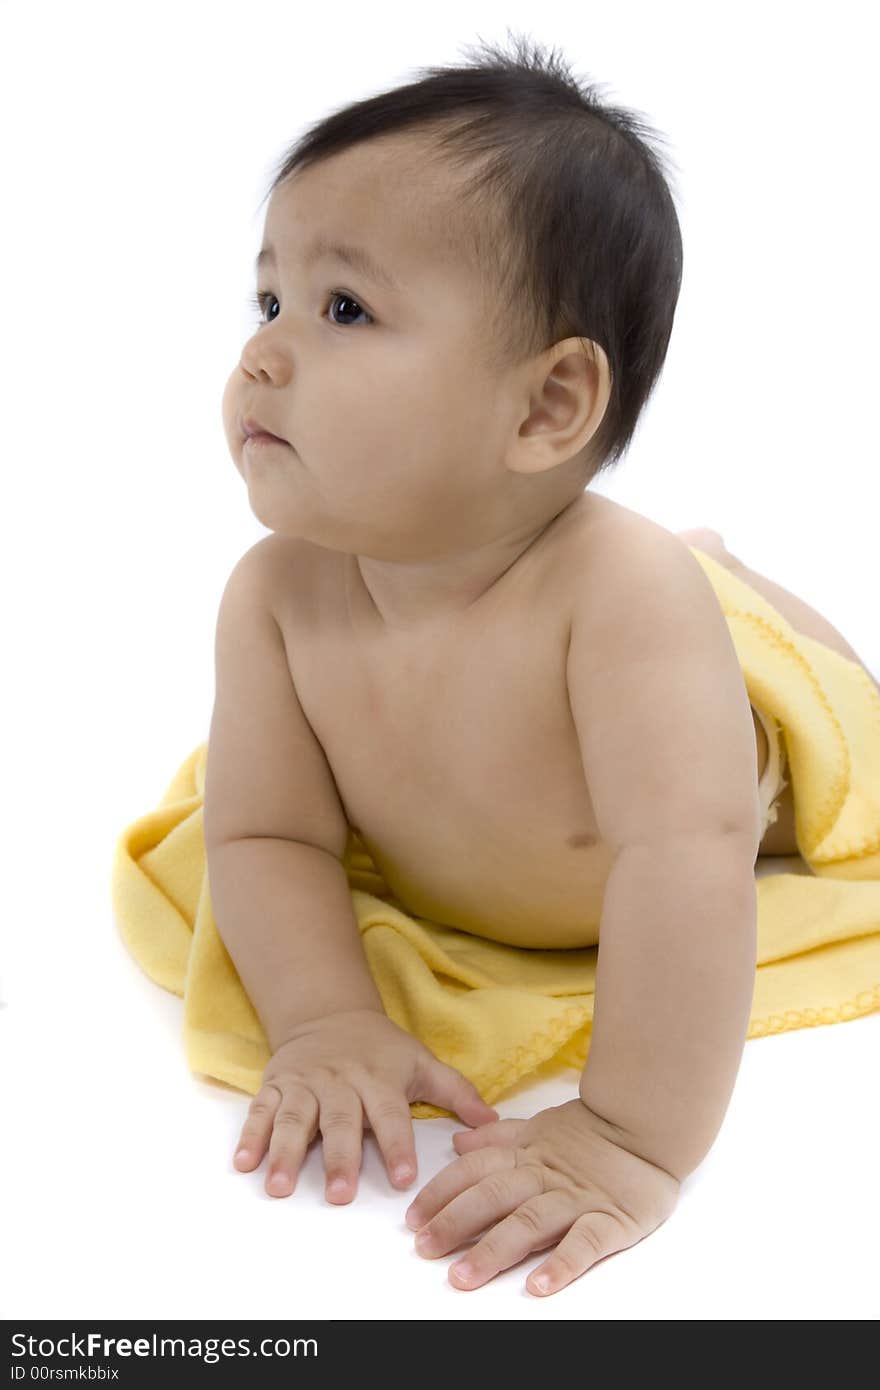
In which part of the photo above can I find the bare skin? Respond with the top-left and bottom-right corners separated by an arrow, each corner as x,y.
263,492 -> 790,953
219,132 -> 877,939
212,133 -> 876,1288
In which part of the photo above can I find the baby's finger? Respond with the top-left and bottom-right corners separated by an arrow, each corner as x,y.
233,1081 -> 284,1171
264,1084 -> 320,1198
317,1082 -> 365,1203
427,1059 -> 499,1127
359,1085 -> 419,1189
406,1144 -> 514,1233
452,1117 -> 525,1152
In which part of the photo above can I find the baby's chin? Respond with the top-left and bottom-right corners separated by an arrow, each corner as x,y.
242,490 -> 357,553
257,513 -> 428,563
235,459 -> 445,557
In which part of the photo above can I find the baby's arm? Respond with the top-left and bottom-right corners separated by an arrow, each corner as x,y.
204,537 -> 385,1047
566,527 -> 762,1182
204,539 -> 497,1199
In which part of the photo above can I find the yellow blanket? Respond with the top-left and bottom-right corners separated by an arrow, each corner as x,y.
110,548 -> 880,1117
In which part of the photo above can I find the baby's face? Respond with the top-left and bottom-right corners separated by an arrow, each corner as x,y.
222,135 -> 534,559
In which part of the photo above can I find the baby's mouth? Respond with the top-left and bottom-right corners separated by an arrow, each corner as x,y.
243,430 -> 291,449
241,413 -> 290,446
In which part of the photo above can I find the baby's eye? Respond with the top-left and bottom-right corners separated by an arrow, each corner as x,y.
248,290 -> 373,328
249,291 -> 278,325
325,291 -> 373,328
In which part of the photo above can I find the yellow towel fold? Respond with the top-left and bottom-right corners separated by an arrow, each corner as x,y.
110,548 -> 880,1117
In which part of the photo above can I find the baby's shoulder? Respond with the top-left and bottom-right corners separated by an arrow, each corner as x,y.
239,533 -> 334,634
243,531 -> 312,580
557,496 -> 704,654
558,493 -> 681,589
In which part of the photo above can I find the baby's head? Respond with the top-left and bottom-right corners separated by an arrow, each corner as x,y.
222,34 -> 683,560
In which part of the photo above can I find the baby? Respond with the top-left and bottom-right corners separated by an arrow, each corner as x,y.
202,38 -> 871,1298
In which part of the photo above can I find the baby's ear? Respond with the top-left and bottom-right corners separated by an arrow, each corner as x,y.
509,334 -> 612,476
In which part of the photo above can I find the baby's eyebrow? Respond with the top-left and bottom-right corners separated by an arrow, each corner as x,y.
254,238 -> 401,293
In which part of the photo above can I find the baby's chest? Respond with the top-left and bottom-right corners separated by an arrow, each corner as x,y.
272,519 -> 626,944
309,620 -> 593,844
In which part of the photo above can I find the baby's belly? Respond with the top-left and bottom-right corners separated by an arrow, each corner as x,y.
283,511 -> 765,952
346,702 -> 770,944
324,672 -> 613,947
315,628 -> 612,945
346,815 -> 614,949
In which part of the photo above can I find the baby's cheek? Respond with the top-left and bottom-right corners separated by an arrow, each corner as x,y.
220,372 -> 242,437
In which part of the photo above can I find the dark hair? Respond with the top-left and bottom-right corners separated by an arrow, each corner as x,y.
260,30 -> 684,479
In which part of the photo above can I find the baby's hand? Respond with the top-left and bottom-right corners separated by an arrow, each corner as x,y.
405,1099 -> 680,1296
232,1009 -> 498,1202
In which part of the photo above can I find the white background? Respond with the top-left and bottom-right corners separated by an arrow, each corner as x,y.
1,0 -> 877,1323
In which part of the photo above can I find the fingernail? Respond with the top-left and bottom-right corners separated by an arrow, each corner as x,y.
404,1207 -> 420,1229
269,1171 -> 290,1195
393,1164 -> 413,1184
451,1260 -> 473,1281
327,1178 -> 348,1198
234,1148 -> 250,1164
